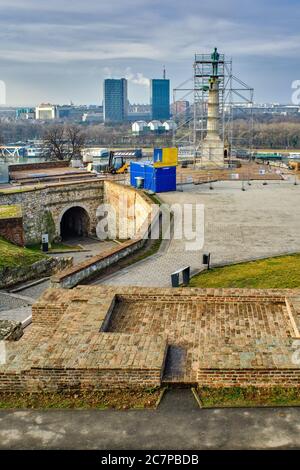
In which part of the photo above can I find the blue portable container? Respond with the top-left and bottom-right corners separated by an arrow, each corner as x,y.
130,161 -> 176,193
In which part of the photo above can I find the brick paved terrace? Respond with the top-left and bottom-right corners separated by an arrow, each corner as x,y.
1,286 -> 300,393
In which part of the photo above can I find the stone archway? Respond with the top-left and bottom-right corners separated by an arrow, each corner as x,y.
60,206 -> 90,240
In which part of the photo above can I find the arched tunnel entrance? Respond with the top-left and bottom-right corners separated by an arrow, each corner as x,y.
60,206 -> 90,240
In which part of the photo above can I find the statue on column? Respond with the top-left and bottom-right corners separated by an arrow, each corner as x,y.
211,47 -> 220,76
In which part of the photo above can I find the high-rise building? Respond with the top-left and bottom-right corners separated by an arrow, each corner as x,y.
103,78 -> 128,123
151,78 -> 170,120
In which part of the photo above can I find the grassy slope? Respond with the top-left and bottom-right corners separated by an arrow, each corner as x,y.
0,236 -> 46,269
189,253 -> 300,289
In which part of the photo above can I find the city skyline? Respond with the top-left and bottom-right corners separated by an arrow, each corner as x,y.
1,0 -> 300,106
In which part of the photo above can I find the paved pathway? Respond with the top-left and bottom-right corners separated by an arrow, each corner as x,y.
0,292 -> 34,324
0,238 -> 117,323
0,389 -> 300,449
95,180 -> 300,287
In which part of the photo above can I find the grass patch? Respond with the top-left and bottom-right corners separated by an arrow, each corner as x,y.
0,205 -> 22,219
0,186 -> 44,195
0,388 -> 161,410
199,386 -> 300,408
189,253 -> 300,289
0,236 -> 46,269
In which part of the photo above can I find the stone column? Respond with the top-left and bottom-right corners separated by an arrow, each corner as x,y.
201,77 -> 224,165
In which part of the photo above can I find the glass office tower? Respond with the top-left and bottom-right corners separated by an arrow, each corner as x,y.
151,79 -> 170,120
104,78 -> 128,123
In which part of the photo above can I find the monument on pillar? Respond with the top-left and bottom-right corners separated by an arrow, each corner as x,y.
201,48 -> 224,165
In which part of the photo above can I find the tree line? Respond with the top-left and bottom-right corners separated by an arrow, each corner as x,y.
2,117 -> 300,160
232,118 -> 300,149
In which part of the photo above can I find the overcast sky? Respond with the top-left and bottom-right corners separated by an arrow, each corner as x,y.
0,0 -> 300,106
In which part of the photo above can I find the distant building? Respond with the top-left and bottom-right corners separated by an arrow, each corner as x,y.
151,79 -> 170,121
0,107 -> 16,120
163,120 -> 177,132
16,108 -> 35,120
128,103 -> 151,121
35,103 -> 58,120
82,112 -> 103,123
132,121 -> 149,134
129,104 -> 151,114
132,119 -> 176,135
127,113 -> 151,122
104,78 -> 128,123
56,105 -> 103,122
148,120 -> 165,133
231,103 -> 300,117
172,100 -> 190,119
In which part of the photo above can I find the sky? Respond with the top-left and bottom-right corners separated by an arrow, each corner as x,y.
0,0 -> 300,106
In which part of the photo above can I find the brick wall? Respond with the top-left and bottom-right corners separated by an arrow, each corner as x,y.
25,368 -> 162,393
0,368 -> 162,393
197,369 -> 300,387
8,161 -> 69,174
2,286 -> 300,394
0,217 -> 24,246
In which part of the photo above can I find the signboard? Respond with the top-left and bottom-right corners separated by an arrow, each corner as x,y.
259,169 -> 266,175
42,234 -> 49,244
230,173 -> 240,180
42,233 -> 49,253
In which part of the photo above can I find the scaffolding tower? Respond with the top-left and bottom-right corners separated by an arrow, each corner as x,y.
172,50 -> 254,166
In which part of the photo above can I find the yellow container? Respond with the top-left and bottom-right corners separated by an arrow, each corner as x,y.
153,147 -> 178,167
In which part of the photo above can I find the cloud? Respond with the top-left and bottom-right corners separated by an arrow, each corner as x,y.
1,0 -> 300,104
0,0 -> 300,64
102,66 -> 150,87
125,68 -> 150,87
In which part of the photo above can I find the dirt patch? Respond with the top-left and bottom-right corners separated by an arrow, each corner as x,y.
0,388 -> 161,410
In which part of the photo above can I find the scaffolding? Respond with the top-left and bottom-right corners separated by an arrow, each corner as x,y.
172,51 -> 254,166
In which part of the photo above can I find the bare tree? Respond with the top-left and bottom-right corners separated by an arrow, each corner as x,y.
43,125 -> 67,161
65,124 -> 86,160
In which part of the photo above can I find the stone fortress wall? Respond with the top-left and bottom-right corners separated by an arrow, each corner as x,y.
50,181 -> 157,288
0,179 -> 155,247
1,287 -> 300,394
0,179 -> 104,245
